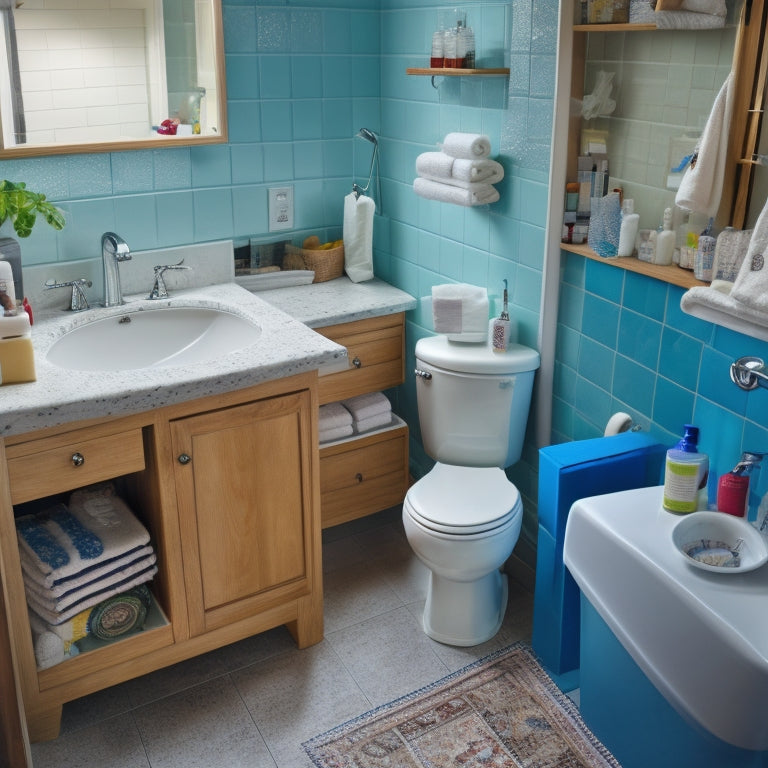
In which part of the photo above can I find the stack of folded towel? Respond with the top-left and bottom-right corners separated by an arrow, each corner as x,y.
319,401 -> 354,443
342,392 -> 393,434
15,482 -> 158,667
432,283 -> 489,341
654,0 -> 726,29
414,133 -> 502,207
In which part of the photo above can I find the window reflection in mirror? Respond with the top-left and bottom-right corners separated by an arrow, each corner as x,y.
0,0 -> 225,155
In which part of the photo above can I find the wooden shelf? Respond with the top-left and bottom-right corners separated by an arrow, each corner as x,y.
406,67 -> 510,77
573,22 -> 656,31
561,243 -> 708,289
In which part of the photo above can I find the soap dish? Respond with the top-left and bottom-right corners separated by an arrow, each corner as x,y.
672,511 -> 768,574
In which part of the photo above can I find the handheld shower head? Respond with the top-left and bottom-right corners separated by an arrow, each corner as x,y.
357,128 -> 378,146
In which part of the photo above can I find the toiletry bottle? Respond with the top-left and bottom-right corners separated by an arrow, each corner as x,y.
663,424 -> 709,514
492,280 -> 510,353
617,199 -> 639,257
430,29 -> 445,67
654,207 -> 675,266
718,452 -> 765,517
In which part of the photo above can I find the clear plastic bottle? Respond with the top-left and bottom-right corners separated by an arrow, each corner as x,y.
461,26 -> 475,68
663,425 -> 709,514
654,207 -> 675,266
430,29 -> 444,67
617,199 -> 639,257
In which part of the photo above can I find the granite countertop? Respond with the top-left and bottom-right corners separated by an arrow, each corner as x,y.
1,277 -> 416,438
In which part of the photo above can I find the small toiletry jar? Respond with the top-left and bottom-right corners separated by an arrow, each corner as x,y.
0,313 -> 36,385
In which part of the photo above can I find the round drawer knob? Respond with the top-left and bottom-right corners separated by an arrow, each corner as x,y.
178,453 -> 192,465
355,472 -> 363,483
352,357 -> 362,368
71,452 -> 85,467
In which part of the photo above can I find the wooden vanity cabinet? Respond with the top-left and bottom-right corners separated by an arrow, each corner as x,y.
315,313 -> 410,528
0,371 -> 323,747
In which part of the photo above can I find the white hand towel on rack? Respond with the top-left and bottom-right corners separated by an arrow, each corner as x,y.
414,177 -> 500,207
675,72 -> 733,216
452,158 -> 504,184
440,132 -> 492,160
415,151 -> 455,179
343,192 -> 375,283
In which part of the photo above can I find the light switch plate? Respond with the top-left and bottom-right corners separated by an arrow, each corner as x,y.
268,186 -> 294,232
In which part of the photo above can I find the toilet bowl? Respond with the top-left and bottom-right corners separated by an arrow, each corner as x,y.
403,334 -> 539,646
404,463 -> 523,645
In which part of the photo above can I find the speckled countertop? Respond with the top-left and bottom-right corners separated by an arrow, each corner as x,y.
1,277 -> 416,438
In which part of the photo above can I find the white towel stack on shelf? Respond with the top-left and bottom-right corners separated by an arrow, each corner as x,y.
432,283 -> 489,341
342,392 -> 393,434
15,483 -> 157,627
413,133 -> 502,207
319,402 -> 354,443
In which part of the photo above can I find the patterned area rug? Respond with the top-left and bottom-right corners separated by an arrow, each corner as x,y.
303,642 -> 620,768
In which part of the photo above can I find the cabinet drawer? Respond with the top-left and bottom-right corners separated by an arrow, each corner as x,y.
319,421 -> 408,528
317,314 -> 404,405
7,428 -> 145,505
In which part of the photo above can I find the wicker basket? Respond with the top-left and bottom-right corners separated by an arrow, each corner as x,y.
283,237 -> 345,283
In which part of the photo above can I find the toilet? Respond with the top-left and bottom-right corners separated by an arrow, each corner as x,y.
403,335 -> 540,646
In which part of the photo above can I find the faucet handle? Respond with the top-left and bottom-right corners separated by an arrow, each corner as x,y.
148,259 -> 191,299
45,278 -> 92,311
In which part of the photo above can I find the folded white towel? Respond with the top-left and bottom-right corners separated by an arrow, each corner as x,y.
16,493 -> 150,584
432,283 -> 489,338
319,424 -> 354,443
415,153 -> 504,185
341,391 -> 391,422
22,552 -> 157,613
26,564 -> 158,626
655,9 -> 726,28
675,73 -> 732,216
680,0 -> 726,15
354,412 -> 394,434
413,177 -> 499,207
681,286 -> 768,342
440,132 -> 491,160
343,192 -> 375,283
319,402 -> 352,431
731,201 -> 768,312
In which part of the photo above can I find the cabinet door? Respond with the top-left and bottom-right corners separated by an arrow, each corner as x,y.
170,391 -> 314,636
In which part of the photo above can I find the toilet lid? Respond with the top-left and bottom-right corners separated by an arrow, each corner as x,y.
406,463 -> 521,534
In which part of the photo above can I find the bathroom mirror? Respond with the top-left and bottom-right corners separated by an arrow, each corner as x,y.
0,0 -> 227,157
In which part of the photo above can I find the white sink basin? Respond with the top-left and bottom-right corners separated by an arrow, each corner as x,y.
564,485 -> 768,750
47,305 -> 262,371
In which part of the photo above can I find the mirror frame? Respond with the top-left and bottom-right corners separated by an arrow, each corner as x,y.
0,0 -> 228,158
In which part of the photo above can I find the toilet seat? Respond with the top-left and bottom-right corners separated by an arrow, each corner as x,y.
405,463 -> 521,535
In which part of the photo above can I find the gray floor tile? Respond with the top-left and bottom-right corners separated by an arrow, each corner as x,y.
31,713 -> 149,768
58,683 -> 134,736
133,675 -> 275,768
326,605 -> 450,707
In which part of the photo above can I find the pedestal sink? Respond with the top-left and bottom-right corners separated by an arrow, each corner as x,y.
46,306 -> 262,371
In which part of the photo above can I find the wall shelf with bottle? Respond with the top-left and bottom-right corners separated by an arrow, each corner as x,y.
561,242 -> 708,289
406,67 -> 510,77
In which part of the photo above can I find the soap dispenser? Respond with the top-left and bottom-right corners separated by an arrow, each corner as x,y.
492,279 -> 510,353
663,424 -> 709,514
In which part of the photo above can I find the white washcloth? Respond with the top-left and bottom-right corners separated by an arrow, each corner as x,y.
354,412 -> 394,434
655,9 -> 726,27
432,283 -> 489,337
343,193 -> 375,283
415,152 -> 504,184
681,286 -> 768,342
28,611 -> 68,669
319,424 -> 354,443
413,177 -> 500,207
731,200 -> 768,312
319,402 -> 352,431
22,552 -> 157,612
440,132 -> 491,160
25,564 -> 157,626
675,73 -> 732,216
341,392 -> 391,422
16,495 -> 150,584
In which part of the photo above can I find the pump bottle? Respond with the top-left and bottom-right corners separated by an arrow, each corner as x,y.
663,424 -> 709,513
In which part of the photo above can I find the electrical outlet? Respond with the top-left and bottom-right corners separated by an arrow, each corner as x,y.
268,186 -> 294,232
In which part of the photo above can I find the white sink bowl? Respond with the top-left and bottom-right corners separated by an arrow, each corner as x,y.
46,306 -> 262,371
564,485 -> 768,750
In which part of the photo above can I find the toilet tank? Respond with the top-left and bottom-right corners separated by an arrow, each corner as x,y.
415,336 -> 540,468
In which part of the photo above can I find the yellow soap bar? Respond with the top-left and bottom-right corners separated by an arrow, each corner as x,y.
0,336 -> 36,384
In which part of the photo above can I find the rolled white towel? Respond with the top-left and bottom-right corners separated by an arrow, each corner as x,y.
452,158 -> 504,184
414,177 -> 499,207
354,411 -> 394,434
440,132 -> 491,160
319,402 -> 352,432
341,392 -> 391,422
319,424 -> 354,443
415,151 -> 455,180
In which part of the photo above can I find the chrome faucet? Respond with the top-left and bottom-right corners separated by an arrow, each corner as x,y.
101,232 -> 131,307
148,260 -> 191,299
730,356 -> 768,391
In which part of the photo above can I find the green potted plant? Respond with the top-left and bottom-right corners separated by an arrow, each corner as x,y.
0,180 -> 65,237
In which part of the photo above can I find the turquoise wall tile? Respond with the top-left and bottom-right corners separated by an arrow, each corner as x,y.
152,149 -> 192,190
652,377 -> 695,435
114,195 -> 158,252
322,57 -> 352,98
293,142 -> 324,179
658,327 -> 701,391
323,10 -> 351,52
257,9 -> 290,52
351,11 -> 380,55
291,59 -> 323,100
59,198 -> 117,258
193,189 -> 234,240
112,152 -> 154,194
223,6 -> 256,53
293,101 -> 323,140
232,185 -> 268,237
66,155 -> 113,198
578,337 -> 614,391
623,271 -> 667,317
291,9 -> 323,53
613,355 -> 655,415
228,101 -> 262,143
582,293 -> 619,347
294,180 -> 325,229
263,143 -> 294,181
226,55 -> 260,99
155,191 -> 194,247
322,99 -> 353,139
618,309 -> 662,370
322,140 -> 353,177
261,101 -> 293,141
585,259 -> 623,303
259,56 -> 292,99
698,346 -> 748,416
190,145 -> 232,187
231,145 -> 265,185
